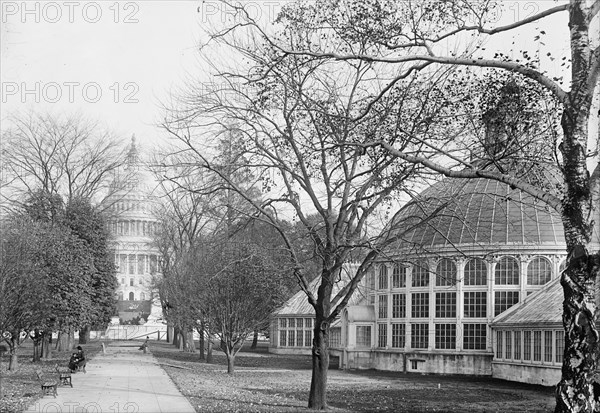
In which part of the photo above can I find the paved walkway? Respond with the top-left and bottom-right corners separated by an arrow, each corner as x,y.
24,341 -> 196,413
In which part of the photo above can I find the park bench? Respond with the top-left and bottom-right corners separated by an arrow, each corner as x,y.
55,364 -> 73,387
75,361 -> 86,373
35,369 -> 58,398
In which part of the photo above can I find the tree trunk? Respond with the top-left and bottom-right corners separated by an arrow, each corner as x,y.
79,326 -> 91,344
172,326 -> 180,348
308,318 -> 330,410
198,325 -> 205,360
186,331 -> 195,353
250,331 -> 259,349
180,329 -> 187,351
67,330 -> 75,350
8,353 -> 18,371
41,330 -> 53,359
32,339 -> 41,362
554,245 -> 600,412
58,332 -> 67,351
206,340 -> 213,364
167,324 -> 173,344
553,30 -> 599,410
226,352 -> 235,374
8,336 -> 18,371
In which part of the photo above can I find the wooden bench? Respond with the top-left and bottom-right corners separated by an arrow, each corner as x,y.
55,364 -> 73,387
76,360 -> 86,373
35,369 -> 58,398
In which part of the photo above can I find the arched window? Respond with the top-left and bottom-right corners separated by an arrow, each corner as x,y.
464,258 -> 487,286
412,261 -> 429,287
392,264 -> 406,288
495,256 -> 520,285
436,259 -> 456,286
140,292 -> 145,300
527,257 -> 552,285
378,265 -> 388,290
118,292 -> 123,301
128,292 -> 135,301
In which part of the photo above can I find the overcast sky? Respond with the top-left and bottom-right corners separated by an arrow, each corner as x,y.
0,0 -> 590,153
1,1 -> 213,148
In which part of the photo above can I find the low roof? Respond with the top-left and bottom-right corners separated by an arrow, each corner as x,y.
492,276 -> 563,328
273,264 -> 366,316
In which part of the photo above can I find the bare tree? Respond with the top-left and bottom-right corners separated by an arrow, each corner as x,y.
150,159 -> 215,352
160,30 -> 455,405
202,1 -> 598,410
1,112 -> 125,207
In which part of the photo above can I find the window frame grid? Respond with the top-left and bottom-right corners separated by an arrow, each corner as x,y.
377,323 -> 388,348
392,293 -> 406,318
463,323 -> 487,350
435,323 -> 456,350
435,292 -> 457,318
411,323 -> 429,349
495,256 -> 520,285
392,264 -> 407,288
391,323 -> 406,348
436,258 -> 456,287
411,292 -> 430,318
464,291 -> 487,318
464,258 -> 487,286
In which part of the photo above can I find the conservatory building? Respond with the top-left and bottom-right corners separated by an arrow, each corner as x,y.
335,177 -> 568,377
269,173 -> 595,385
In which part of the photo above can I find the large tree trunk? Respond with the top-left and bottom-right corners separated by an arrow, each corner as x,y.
555,244 -> 600,412
308,317 -> 330,409
79,325 -> 91,344
226,352 -> 235,374
308,273 -> 333,410
41,332 -> 52,359
8,336 -> 18,371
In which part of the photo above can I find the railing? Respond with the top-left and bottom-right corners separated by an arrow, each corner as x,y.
104,325 -> 167,341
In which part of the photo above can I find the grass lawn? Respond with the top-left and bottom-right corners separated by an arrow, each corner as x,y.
0,340 -> 101,413
152,341 -> 556,413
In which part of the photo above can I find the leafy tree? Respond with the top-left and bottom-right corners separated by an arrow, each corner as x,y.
65,197 -> 118,343
0,216 -> 47,369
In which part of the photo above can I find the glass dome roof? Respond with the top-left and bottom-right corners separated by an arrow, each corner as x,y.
387,177 -> 566,252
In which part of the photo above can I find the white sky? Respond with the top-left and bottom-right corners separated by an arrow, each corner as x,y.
0,0 -> 594,155
1,1 -> 210,148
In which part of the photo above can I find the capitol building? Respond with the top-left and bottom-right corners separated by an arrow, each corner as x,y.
102,136 -> 163,324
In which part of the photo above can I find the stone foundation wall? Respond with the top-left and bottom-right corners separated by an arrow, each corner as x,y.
492,361 -> 560,386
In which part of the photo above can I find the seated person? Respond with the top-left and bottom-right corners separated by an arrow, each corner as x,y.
69,346 -> 86,372
68,352 -> 79,371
